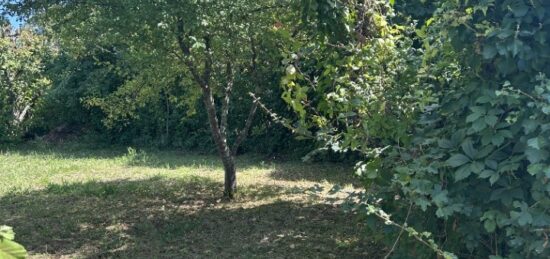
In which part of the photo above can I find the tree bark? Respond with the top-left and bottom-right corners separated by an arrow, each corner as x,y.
176,23 -> 238,198
232,100 -> 258,157
200,83 -> 237,198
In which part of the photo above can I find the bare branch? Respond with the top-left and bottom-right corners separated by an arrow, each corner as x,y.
220,61 -> 234,137
232,98 -> 258,156
384,203 -> 413,259
249,92 -> 314,139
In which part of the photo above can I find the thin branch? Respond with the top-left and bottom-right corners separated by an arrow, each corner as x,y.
203,34 -> 213,83
232,99 -> 258,157
175,19 -> 206,87
220,61 -> 234,137
249,92 -> 314,139
384,202 -> 413,259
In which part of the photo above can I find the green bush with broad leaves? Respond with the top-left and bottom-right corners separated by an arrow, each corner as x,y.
285,0 -> 550,258
0,226 -> 27,259
400,0 -> 550,257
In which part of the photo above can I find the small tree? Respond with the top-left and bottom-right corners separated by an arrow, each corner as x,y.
6,0 -> 291,197
0,23 -> 52,140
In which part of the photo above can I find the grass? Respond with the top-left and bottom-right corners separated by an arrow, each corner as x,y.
0,142 -> 383,258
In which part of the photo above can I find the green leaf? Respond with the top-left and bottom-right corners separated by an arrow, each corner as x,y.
471,119 -> 487,132
525,147 -> 548,163
511,39 -> 523,57
527,164 -> 544,176
461,139 -> 477,159
491,134 -> 505,146
482,46 -> 497,59
518,211 -> 533,226
489,174 -> 500,185
466,112 -> 483,123
365,159 -> 380,179
471,161 -> 485,174
484,115 -> 498,127
0,227 -> 15,241
432,190 -> 449,205
522,119 -> 539,134
0,239 -> 27,259
455,164 -> 472,181
447,154 -> 470,167
484,219 -> 496,233
476,145 -> 494,159
511,2 -> 529,18
527,137 -> 546,150
479,170 -> 495,178
438,139 -> 454,149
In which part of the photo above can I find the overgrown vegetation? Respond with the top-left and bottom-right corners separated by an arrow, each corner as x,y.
1,0 -> 549,258
282,0 -> 550,258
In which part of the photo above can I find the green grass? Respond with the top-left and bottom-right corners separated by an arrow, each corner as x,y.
0,142 -> 382,258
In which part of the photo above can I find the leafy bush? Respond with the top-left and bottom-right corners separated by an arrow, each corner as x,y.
285,0 -> 550,257
396,0 -> 550,257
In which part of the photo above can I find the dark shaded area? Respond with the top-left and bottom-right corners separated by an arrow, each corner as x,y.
0,142 -> 241,170
0,177 -> 381,258
0,143 -> 357,186
269,163 -> 359,187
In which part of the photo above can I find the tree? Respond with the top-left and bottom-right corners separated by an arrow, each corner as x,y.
0,22 -> 53,140
6,0 -> 292,197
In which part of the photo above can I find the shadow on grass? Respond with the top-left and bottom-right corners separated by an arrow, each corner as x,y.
0,177 -> 379,258
1,142 -> 248,171
2,142 -> 359,186
269,163 -> 359,187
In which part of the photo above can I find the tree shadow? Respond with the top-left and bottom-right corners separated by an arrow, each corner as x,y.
0,142 -> 244,171
0,177 -> 381,258
269,163 -> 359,187
1,143 -> 359,186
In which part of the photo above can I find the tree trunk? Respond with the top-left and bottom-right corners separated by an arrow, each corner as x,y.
176,27 -> 238,198
200,84 -> 237,198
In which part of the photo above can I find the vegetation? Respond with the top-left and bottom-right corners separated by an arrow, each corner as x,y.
0,142 -> 374,258
0,226 -> 27,259
0,0 -> 549,258
0,24 -> 53,141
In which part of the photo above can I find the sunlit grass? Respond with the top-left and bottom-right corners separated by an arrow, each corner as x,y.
0,142 -> 380,258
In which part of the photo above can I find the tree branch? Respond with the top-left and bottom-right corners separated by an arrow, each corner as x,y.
175,19 -> 206,87
220,61 -> 234,137
249,92 -> 314,139
203,35 -> 213,83
232,98 -> 258,156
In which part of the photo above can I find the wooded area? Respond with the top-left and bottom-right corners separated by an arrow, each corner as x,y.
1,0 -> 549,258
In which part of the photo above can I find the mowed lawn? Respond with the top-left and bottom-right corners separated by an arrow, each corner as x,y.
0,143 -> 381,258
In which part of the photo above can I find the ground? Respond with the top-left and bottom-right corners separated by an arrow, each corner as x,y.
0,142 -> 382,258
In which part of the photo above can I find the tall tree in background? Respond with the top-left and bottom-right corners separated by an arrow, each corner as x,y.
5,0 -> 292,198
0,22 -> 53,140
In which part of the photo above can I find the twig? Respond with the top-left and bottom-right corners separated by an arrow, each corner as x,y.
248,92 -> 314,139
384,202 -> 413,259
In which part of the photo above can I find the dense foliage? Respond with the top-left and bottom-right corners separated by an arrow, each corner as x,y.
2,0 -> 549,257
283,0 -> 550,258
0,24 -> 53,141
